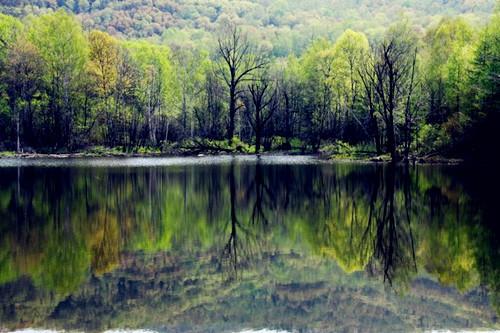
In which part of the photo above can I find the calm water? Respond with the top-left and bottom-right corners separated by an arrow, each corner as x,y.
0,156 -> 498,332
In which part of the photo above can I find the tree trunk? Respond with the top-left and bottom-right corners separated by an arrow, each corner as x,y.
255,128 -> 261,153
165,118 -> 170,143
16,104 -> 20,153
228,83 -> 236,143
284,91 -> 291,145
182,92 -> 187,138
386,113 -> 397,161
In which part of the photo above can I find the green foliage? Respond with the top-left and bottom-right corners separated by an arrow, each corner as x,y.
125,40 -> 180,117
416,123 -> 447,153
28,10 -> 89,83
0,151 -> 16,157
423,17 -> 476,122
135,146 -> 162,154
82,146 -> 126,155
0,13 -> 22,59
330,29 -> 369,93
320,141 -> 355,157
320,141 -> 377,159
228,136 -> 254,153
470,13 -> 500,111
460,12 -> 500,160
185,137 -> 255,153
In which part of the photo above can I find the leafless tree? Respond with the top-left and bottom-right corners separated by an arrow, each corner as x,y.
359,61 -> 383,154
216,22 -> 268,143
246,74 -> 276,153
360,26 -> 418,162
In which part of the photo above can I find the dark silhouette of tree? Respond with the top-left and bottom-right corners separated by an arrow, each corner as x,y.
216,22 -> 267,144
246,75 -> 276,153
361,25 -> 418,161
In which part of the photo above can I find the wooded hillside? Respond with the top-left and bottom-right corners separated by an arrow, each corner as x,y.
1,0 -> 496,54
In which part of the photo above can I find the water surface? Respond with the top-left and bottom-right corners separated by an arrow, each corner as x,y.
0,156 -> 498,332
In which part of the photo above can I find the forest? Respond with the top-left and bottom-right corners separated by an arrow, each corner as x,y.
0,3 -> 499,162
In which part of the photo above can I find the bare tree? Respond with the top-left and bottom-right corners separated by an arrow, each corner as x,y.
246,74 -> 276,153
402,48 -> 420,161
359,61 -> 382,154
361,25 -> 418,162
216,22 -> 268,143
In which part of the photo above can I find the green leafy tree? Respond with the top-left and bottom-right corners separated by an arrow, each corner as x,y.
125,41 -> 180,146
331,29 -> 370,142
3,37 -> 45,152
424,18 -> 475,124
465,13 -> 500,160
27,10 -> 89,149
299,39 -> 335,149
0,14 -> 22,59
171,46 -> 210,140
87,30 -> 120,144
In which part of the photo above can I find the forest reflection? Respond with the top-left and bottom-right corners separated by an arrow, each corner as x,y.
0,159 -> 498,317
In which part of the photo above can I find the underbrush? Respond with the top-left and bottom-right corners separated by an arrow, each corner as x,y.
0,151 -> 16,157
320,141 -> 378,160
181,137 -> 256,154
78,146 -> 162,156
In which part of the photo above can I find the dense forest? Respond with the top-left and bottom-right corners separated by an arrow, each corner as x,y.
0,2 -> 499,161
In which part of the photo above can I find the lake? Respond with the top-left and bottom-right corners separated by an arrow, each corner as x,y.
0,156 -> 498,332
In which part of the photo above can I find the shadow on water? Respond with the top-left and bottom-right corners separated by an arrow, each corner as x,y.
0,158 -> 498,331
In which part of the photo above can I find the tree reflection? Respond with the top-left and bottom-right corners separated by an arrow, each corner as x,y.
368,164 -> 417,285
219,161 -> 257,281
218,160 -> 279,281
247,160 -> 276,227
0,161 -> 497,309
219,162 -> 244,280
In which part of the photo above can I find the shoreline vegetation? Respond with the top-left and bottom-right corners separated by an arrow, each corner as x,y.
0,5 -> 498,164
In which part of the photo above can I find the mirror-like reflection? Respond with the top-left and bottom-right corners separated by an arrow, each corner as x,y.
0,157 -> 498,332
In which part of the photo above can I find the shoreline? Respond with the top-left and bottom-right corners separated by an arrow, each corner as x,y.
0,151 -> 464,165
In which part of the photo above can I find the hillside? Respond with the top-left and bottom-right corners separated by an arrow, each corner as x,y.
0,0 -> 496,54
